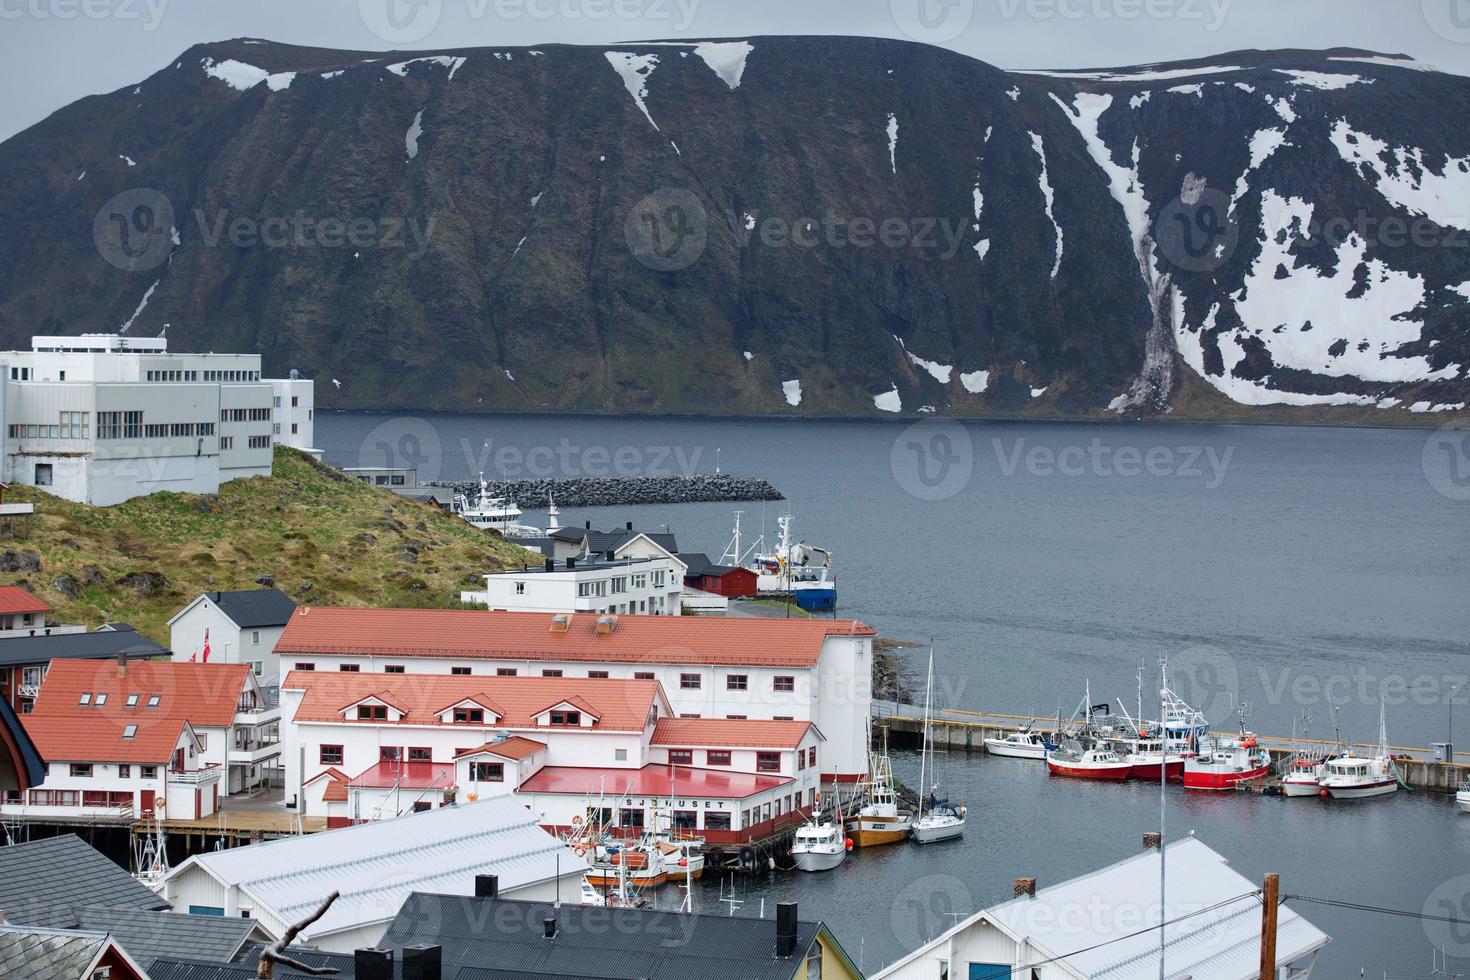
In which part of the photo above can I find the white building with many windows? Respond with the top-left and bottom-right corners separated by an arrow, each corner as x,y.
460,555 -> 684,615
0,334 -> 314,505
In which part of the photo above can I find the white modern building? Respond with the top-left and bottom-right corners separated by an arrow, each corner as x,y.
0,334 -> 314,505
873,835 -> 1330,980
158,796 -> 590,952
460,555 -> 684,615
268,369 -> 315,453
168,589 -> 297,687
275,607 -> 875,783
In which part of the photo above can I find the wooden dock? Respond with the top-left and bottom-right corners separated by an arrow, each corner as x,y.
873,700 -> 1470,793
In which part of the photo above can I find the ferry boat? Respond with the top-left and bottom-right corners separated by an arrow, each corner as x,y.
845,732 -> 912,847
911,646 -> 966,844
1046,744 -> 1133,781
1182,708 -> 1271,791
453,474 -> 540,537
791,809 -> 849,871
984,729 -> 1052,760
1319,707 -> 1400,800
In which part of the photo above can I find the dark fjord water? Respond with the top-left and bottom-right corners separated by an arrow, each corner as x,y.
319,412 -> 1470,976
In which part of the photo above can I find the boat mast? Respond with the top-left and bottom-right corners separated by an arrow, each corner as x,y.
918,640 -> 934,820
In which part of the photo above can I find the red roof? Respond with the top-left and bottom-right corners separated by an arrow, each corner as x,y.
284,672 -> 661,732
25,660 -> 251,764
519,763 -> 793,800
454,736 -> 547,761
651,717 -> 818,749
0,586 -> 51,617
348,761 -> 455,790
277,607 -> 874,668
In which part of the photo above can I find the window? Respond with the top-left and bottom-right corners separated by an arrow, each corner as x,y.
705,812 -> 732,831
726,674 -> 748,691
805,949 -> 823,980
58,411 -> 87,439
357,704 -> 388,720
141,765 -> 157,779
20,666 -> 41,688
619,807 -> 644,828
588,670 -> 609,679
808,746 -> 817,767
673,810 -> 697,830
248,435 -> 271,449
122,724 -> 138,739
614,748 -> 628,762
95,693 -> 107,706
514,582 -> 525,595
118,765 -> 130,778
220,436 -> 233,450
495,668 -> 516,677
668,749 -> 693,765
757,752 -> 781,773
679,673 -> 701,690
706,750 -> 731,766
251,630 -> 261,645
471,762 -> 504,782
611,576 -> 628,594
774,675 -> 795,693
294,662 -> 315,671
34,463 -> 53,486
319,745 -> 344,765
453,708 -> 484,724
384,665 -> 405,674
541,669 -> 563,678
126,694 -> 138,707
451,667 -> 472,676
634,671 -> 655,680
412,801 -> 432,813
774,715 -> 795,721
339,664 -> 360,672
78,693 -> 91,705
123,411 -> 142,438
380,747 -> 402,762
549,710 -> 580,727
726,714 -> 746,720
407,747 -> 432,761
97,411 -> 122,439
147,695 -> 160,708
70,763 -> 93,777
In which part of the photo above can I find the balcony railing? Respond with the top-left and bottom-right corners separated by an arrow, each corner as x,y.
167,764 -> 223,785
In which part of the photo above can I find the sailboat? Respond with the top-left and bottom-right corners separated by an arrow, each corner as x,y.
845,726 -> 913,847
1320,705 -> 1400,800
912,644 -> 966,844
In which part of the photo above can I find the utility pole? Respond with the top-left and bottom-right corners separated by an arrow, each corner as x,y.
1258,872 -> 1280,980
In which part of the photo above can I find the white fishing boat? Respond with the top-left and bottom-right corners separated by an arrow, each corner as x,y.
1456,780 -> 1470,814
983,730 -> 1051,760
1278,711 -> 1342,798
1320,706 -> 1400,800
912,645 -> 966,844
791,809 -> 848,871
453,473 -> 540,537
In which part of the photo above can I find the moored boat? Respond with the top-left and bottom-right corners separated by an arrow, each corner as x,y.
1114,737 -> 1185,781
791,810 -> 849,871
1280,757 -> 1328,797
1182,730 -> 1270,790
983,730 -> 1052,760
845,730 -> 912,847
1320,706 -> 1400,800
454,473 -> 540,537
1456,780 -> 1470,814
1046,744 -> 1132,781
911,645 -> 967,844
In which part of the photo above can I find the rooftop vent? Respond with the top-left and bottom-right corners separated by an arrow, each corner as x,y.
549,614 -> 570,634
543,915 -> 557,940
595,615 -> 617,635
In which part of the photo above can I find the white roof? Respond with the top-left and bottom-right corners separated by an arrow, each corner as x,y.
878,836 -> 1329,980
163,797 -> 589,941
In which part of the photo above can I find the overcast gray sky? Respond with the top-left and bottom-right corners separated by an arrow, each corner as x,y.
2,0 -> 1467,141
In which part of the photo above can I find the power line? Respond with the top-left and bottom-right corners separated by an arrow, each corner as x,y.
1284,893 -> 1470,928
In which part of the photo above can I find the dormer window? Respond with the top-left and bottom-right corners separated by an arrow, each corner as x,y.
549,710 -> 581,727
453,708 -> 485,724
357,705 -> 388,721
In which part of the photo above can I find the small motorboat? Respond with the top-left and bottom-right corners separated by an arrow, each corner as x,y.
1456,780 -> 1470,814
1046,744 -> 1132,781
1320,707 -> 1400,801
1280,756 -> 1328,797
792,810 -> 849,871
984,730 -> 1051,760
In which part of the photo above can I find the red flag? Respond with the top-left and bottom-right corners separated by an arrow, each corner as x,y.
201,629 -> 210,664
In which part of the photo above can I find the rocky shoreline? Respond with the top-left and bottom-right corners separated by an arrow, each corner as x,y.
426,475 -> 784,508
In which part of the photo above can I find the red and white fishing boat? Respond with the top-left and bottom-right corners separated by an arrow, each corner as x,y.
1319,706 -> 1400,801
1047,744 -> 1133,781
1116,737 -> 1186,781
1182,711 -> 1271,791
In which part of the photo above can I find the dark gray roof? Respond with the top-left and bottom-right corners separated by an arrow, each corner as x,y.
0,689 -> 43,786
205,589 -> 296,628
151,950 -> 393,979
378,895 -> 825,980
677,554 -> 745,579
0,924 -> 110,980
0,627 -> 166,669
549,527 -> 680,556
74,908 -> 257,969
0,835 -> 169,927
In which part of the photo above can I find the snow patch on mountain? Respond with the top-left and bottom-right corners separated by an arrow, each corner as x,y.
1276,69 -> 1371,90
1329,55 -> 1437,73
1012,65 -> 1243,83
1167,84 -> 1203,97
782,380 -> 802,406
606,52 -> 662,131
873,386 -> 902,412
1329,120 -> 1470,228
693,41 -> 753,90
1231,128 -> 1288,208
119,279 -> 160,333
405,110 -> 424,160
1029,131 -> 1063,279
386,56 -> 465,77
893,335 -> 953,383
960,370 -> 990,393
201,57 -> 295,92
886,113 -> 898,173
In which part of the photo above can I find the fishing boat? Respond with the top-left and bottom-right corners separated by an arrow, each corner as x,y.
1320,707 -> 1400,800
453,474 -> 540,537
983,729 -> 1052,760
791,809 -> 849,871
845,729 -> 912,847
1182,706 -> 1271,790
579,874 -> 648,908
1115,736 -> 1185,782
1278,711 -> 1341,798
1046,743 -> 1133,781
746,514 -> 837,611
912,645 -> 966,844
1456,780 -> 1470,814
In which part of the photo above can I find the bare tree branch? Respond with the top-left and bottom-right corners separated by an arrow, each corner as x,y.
257,890 -> 342,978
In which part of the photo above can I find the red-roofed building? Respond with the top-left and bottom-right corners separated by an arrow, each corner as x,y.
276,607 -> 876,782
1,659 -> 280,821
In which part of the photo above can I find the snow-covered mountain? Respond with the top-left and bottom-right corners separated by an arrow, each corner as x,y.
0,37 -> 1465,421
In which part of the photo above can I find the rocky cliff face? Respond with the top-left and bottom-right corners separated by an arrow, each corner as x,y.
0,37 -> 1466,421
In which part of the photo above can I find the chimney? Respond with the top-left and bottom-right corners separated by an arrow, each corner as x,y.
544,558 -> 555,573
566,558 -> 576,570
117,650 -> 127,678
475,873 -> 499,899
1143,832 -> 1162,851
626,521 -> 633,531
595,615 -> 616,635
543,915 -> 558,940
353,949 -> 393,980
550,614 -> 570,634
402,945 -> 442,980
1013,878 -> 1037,899
585,520 -> 591,529
775,902 -> 799,957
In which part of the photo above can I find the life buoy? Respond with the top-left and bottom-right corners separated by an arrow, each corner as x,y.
572,844 -> 587,856
572,815 -> 583,825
